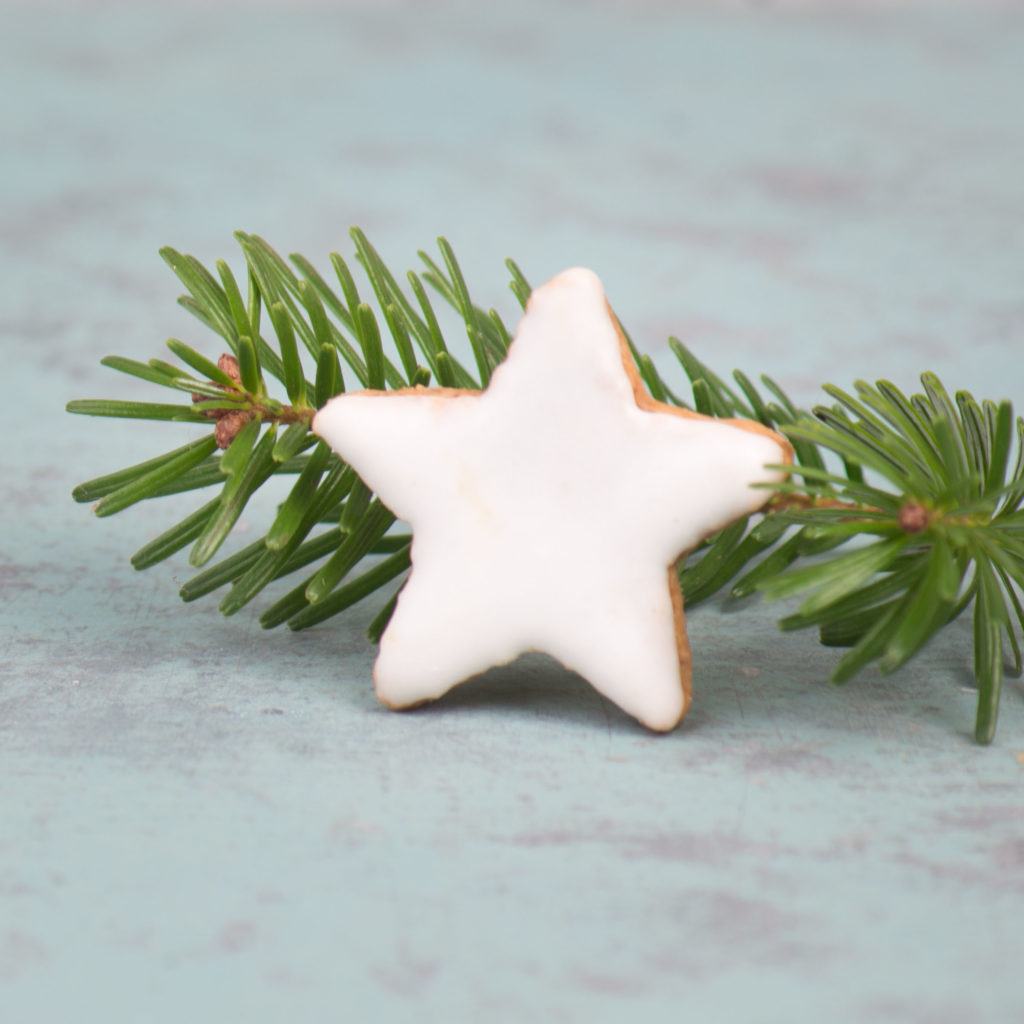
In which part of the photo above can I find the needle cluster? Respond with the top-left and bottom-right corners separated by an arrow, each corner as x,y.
655,350 -> 1024,744
68,232 -> 1024,743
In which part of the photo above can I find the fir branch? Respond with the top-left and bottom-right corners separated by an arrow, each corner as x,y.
68,231 -> 1024,743
673,368 -> 1024,744
69,231 -> 499,641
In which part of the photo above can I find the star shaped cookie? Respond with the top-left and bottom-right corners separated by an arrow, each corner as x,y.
313,268 -> 791,731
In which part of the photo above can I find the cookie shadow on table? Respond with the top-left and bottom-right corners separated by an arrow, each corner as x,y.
367,645 -> 996,744
419,653 -> 648,734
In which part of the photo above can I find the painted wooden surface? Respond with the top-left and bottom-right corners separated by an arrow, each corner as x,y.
3,2 -> 1023,1021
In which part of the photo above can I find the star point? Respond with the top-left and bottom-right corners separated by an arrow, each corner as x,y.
313,268 -> 792,731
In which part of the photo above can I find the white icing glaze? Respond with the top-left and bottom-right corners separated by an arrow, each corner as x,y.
313,267 -> 790,731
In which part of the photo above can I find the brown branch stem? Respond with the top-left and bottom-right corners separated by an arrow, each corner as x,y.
191,352 -> 316,447
767,493 -> 877,515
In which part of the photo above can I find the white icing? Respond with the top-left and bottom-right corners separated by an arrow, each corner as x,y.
313,267 -> 789,731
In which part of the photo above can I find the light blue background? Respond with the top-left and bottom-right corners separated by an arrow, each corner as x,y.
3,3 -> 1023,1022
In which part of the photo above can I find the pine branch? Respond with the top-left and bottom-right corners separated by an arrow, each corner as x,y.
669,362 -> 1024,744
67,231 -> 1024,743
68,232 -> 510,637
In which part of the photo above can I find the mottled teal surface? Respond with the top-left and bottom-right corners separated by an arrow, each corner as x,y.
3,3 -> 1024,1022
